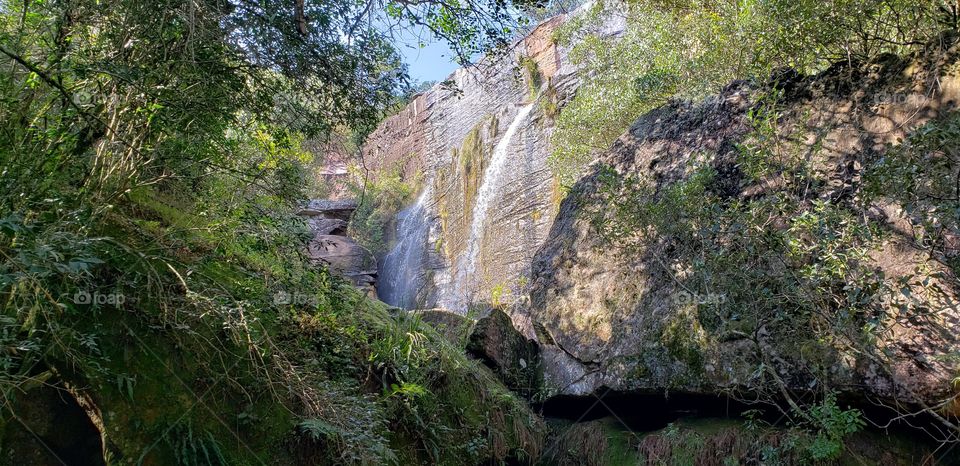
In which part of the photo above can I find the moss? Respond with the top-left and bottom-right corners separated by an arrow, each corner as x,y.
549,176 -> 566,213
540,81 -> 559,120
660,307 -> 709,374
459,123 -> 487,227
432,115 -> 497,262
541,417 -> 644,466
487,114 -> 500,139
519,55 -> 542,100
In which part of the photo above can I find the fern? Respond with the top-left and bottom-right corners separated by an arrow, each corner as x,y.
297,418 -> 340,441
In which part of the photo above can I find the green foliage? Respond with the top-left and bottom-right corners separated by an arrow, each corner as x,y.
541,83 -> 560,120
383,0 -> 544,66
585,85 -> 896,454
0,0 -> 547,463
865,112 -> 960,266
519,55 -> 543,99
803,395 -> 866,460
160,423 -> 228,466
490,282 -> 509,307
549,0 -> 953,186
298,418 -> 342,442
348,164 -> 418,253
387,381 -> 430,400
365,311 -> 544,464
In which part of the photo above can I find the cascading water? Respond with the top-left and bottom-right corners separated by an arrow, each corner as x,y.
378,187 -> 431,309
438,101 -> 536,311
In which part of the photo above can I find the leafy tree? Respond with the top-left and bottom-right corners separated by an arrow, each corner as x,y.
550,0 -> 956,185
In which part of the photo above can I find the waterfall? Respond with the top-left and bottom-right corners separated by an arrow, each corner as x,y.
464,102 -> 535,276
435,102 -> 536,311
378,187 -> 431,309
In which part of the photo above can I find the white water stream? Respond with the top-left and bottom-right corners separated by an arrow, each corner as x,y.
434,102 -> 536,311
378,187 -> 431,309
464,102 -> 536,275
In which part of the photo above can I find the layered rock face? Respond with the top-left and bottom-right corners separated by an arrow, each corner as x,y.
363,11 -> 624,311
362,3 -> 959,424
299,199 -> 377,295
525,51 -> 960,417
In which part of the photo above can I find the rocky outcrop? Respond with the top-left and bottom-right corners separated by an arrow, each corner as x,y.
467,308 -> 542,399
299,199 -> 377,294
416,307 -> 541,398
525,50 -> 960,419
364,8 -> 625,312
300,199 -> 358,220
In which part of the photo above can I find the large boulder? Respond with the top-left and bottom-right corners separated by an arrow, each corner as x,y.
467,308 -> 542,399
298,199 -> 359,220
306,235 -> 375,274
524,51 -> 960,420
414,307 -> 542,398
305,217 -> 347,236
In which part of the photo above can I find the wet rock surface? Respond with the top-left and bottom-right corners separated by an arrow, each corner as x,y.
364,10 -> 626,313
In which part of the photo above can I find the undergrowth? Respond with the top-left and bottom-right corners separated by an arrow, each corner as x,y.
0,180 -> 543,464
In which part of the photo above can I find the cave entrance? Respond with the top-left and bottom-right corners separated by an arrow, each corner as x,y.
537,390 -> 759,432
2,383 -> 105,466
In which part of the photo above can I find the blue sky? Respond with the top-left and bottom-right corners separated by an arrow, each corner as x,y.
393,32 -> 460,84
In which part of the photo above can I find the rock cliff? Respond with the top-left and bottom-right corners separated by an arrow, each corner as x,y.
362,9 -> 624,311
361,4 -> 959,436
299,199 -> 378,295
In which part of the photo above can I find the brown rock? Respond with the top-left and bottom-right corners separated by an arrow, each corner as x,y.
524,52 -> 960,418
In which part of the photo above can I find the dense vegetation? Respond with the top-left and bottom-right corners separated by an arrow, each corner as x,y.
0,0 -> 550,463
530,0 -> 960,461
580,75 -> 960,461
1,0 -> 958,462
550,0 -> 957,185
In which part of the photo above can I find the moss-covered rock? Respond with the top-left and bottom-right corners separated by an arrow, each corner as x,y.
526,48 -> 960,420
467,308 -> 543,399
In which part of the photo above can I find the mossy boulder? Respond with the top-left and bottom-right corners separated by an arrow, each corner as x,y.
526,49 -> 960,418
467,308 -> 543,399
